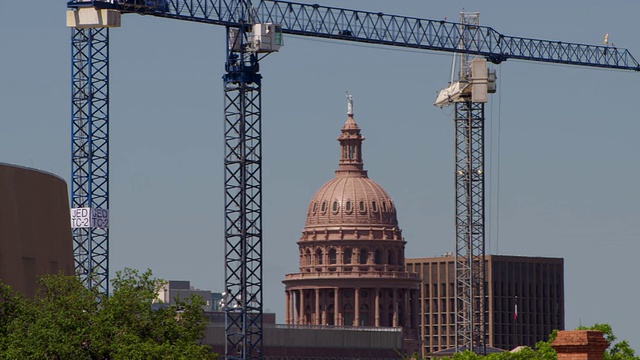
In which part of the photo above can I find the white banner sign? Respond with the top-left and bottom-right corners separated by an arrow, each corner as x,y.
71,207 -> 109,229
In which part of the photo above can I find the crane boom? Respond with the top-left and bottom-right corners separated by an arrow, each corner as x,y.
69,0 -> 640,71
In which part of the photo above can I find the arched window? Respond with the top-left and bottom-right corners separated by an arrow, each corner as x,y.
388,249 -> 396,265
371,201 -> 378,212
320,201 -> 327,213
359,249 -> 368,265
382,201 -> 387,212
343,248 -> 352,264
345,200 -> 352,213
343,303 -> 354,326
328,248 -> 337,264
332,200 -> 339,213
315,249 -> 323,265
359,304 -> 369,326
303,249 -> 311,266
359,200 -> 366,213
312,202 -> 318,214
374,249 -> 382,265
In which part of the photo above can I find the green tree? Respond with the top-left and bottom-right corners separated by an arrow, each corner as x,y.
0,269 -> 216,360
577,323 -> 640,360
440,325 -> 638,360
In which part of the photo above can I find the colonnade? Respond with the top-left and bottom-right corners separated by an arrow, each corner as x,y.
284,287 -> 419,330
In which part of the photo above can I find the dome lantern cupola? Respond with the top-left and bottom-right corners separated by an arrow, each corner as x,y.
337,93 -> 366,176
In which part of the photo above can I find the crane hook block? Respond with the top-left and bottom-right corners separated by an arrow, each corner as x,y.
66,8 -> 121,28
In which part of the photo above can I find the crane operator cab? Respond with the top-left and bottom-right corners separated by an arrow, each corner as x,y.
229,23 -> 284,53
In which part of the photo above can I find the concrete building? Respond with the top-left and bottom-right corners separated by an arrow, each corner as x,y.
0,163 -> 74,298
282,102 -> 421,354
206,324 -> 406,359
406,255 -> 564,356
157,280 -> 223,312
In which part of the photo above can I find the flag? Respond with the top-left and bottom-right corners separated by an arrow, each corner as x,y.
603,33 -> 609,45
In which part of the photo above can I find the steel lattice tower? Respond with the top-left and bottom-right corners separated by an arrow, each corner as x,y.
450,12 -> 487,353
454,101 -> 486,352
70,27 -> 110,294
223,22 -> 264,360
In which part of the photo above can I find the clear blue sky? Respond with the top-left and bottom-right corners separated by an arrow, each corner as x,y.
1,0 -> 639,349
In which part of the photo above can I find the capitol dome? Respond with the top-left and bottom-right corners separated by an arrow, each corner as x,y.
305,175 -> 398,227
305,115 -> 398,227
299,109 -> 404,243
283,97 -> 420,338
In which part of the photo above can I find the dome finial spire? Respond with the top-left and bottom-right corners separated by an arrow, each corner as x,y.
346,91 -> 354,116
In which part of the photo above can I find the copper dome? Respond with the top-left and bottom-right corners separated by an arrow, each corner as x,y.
305,115 -> 398,227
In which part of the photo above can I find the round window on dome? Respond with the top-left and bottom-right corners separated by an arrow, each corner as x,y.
371,201 -> 378,212
345,200 -> 353,214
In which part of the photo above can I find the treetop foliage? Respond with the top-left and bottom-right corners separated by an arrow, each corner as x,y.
0,268 -> 216,360
437,324 -> 638,360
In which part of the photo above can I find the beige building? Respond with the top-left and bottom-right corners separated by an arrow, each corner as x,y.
282,105 -> 421,354
406,255 -> 564,356
0,163 -> 74,297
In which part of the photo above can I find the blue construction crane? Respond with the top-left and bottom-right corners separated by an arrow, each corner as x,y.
65,0 -> 640,359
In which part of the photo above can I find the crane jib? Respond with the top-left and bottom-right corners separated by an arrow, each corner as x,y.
67,0 -> 640,71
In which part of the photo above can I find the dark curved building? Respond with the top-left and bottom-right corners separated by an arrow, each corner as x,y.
0,163 -> 74,298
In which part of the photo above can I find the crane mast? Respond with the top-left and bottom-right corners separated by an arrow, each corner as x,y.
66,1 -> 639,358
435,12 -> 495,353
70,26 -> 111,294
222,7 -> 265,359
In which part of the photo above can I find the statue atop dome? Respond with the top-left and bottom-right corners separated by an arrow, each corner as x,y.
346,91 -> 354,116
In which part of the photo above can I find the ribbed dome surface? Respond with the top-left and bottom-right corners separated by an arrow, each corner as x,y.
305,175 -> 397,227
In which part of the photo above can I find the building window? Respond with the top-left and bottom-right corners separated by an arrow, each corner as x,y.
343,248 -> 352,264
374,249 -> 382,265
359,249 -> 368,264
332,200 -> 339,213
312,202 -> 317,214
343,304 -> 354,326
359,200 -> 366,213
382,201 -> 387,212
345,200 -> 352,214
371,201 -> 378,212
328,249 -> 337,264
320,201 -> 327,213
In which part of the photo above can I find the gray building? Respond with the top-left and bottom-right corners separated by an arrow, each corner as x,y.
156,280 -> 223,312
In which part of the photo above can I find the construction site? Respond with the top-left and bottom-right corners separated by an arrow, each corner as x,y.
1,1 -> 639,359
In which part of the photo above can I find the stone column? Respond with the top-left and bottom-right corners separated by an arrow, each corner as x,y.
321,290 -> 326,325
374,288 -> 380,327
334,287 -> 339,326
299,289 -> 305,325
285,290 -> 291,325
315,288 -> 320,325
293,290 -> 299,325
551,330 -> 608,360
403,290 -> 410,328
354,288 -> 360,326
392,288 -> 398,327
